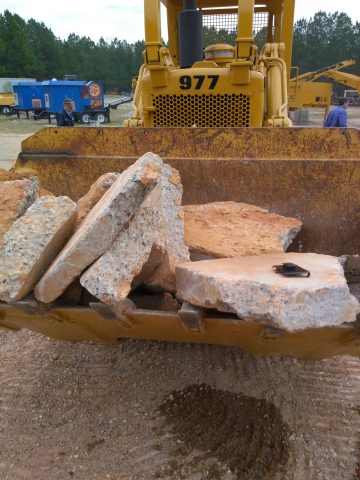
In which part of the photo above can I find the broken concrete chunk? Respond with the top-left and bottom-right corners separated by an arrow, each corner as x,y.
0,177 -> 39,243
75,172 -> 121,228
0,169 -> 52,196
0,196 -> 77,302
183,202 -> 302,260
144,164 -> 190,292
132,183 -> 165,287
34,153 -> 163,303
176,253 -> 360,332
80,202 -> 161,316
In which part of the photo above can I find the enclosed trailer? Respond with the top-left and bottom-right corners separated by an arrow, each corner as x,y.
12,81 -> 45,113
42,80 -> 107,123
12,80 -> 107,123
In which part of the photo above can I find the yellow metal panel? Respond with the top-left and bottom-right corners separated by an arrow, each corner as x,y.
15,127 -> 360,255
0,92 -> 15,106
281,0 -> 295,78
288,82 -> 333,109
144,0 -> 162,63
0,303 -> 359,360
236,0 -> 254,59
140,66 -> 264,127
166,2 -> 182,66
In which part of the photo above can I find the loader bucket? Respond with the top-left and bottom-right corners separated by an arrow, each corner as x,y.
1,126 -> 360,359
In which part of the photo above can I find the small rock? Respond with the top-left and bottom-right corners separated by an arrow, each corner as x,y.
176,253 -> 360,331
0,196 -> 77,302
0,177 -> 39,243
183,201 -> 302,260
35,153 -> 163,303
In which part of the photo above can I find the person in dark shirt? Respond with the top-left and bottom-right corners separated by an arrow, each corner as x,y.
56,98 -> 75,127
324,98 -> 349,127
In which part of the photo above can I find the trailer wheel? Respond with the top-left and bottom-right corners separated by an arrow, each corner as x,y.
1,106 -> 10,115
95,113 -> 106,124
80,113 -> 91,124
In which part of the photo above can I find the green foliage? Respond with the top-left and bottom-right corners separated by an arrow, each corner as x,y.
292,11 -> 360,76
0,9 -> 360,93
0,9 -> 144,91
203,26 -> 236,48
0,10 -> 37,76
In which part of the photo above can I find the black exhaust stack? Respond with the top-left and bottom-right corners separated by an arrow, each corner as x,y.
178,0 -> 203,68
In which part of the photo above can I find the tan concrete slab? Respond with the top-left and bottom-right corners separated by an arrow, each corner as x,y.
183,202 -> 302,260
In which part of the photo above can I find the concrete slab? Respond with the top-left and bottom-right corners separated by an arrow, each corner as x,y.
176,253 -> 360,331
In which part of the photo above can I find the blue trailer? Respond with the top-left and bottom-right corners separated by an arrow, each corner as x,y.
42,80 -> 107,123
12,81 -> 45,117
12,80 -> 109,123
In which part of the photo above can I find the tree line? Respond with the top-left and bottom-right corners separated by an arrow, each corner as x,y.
0,9 -> 359,92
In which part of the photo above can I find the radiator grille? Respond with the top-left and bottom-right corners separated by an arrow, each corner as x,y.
153,93 -> 251,127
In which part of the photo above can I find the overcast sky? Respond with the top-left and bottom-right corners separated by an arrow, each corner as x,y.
1,1 -> 360,43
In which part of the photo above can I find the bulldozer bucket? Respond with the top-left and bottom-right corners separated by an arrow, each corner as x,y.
1,126 -> 360,359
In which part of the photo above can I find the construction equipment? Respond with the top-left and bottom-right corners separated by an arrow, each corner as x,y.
0,92 -> 15,115
288,59 -> 360,118
289,60 -> 355,117
1,0 -> 360,359
0,78 -> 35,115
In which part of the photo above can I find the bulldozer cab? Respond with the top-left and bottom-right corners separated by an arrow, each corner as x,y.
1,0 -> 360,360
127,0 -> 295,128
162,0 -> 295,71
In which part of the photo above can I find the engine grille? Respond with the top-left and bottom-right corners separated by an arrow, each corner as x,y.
153,93 -> 251,127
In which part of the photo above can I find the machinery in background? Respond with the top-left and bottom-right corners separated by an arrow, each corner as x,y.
0,78 -> 35,115
289,59 -> 360,120
10,80 -> 132,123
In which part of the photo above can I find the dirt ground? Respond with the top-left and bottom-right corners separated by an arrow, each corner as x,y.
0,330 -> 359,480
0,106 -> 360,480
0,98 -> 133,168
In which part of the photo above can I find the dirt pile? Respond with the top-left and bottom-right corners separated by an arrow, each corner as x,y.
157,383 -> 289,480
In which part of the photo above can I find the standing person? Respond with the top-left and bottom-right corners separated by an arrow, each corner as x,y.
324,98 -> 349,127
56,98 -> 75,127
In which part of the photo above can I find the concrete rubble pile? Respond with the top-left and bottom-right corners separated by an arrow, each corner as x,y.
0,153 -> 359,333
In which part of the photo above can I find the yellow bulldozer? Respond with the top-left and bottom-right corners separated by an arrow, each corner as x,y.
1,0 -> 360,360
